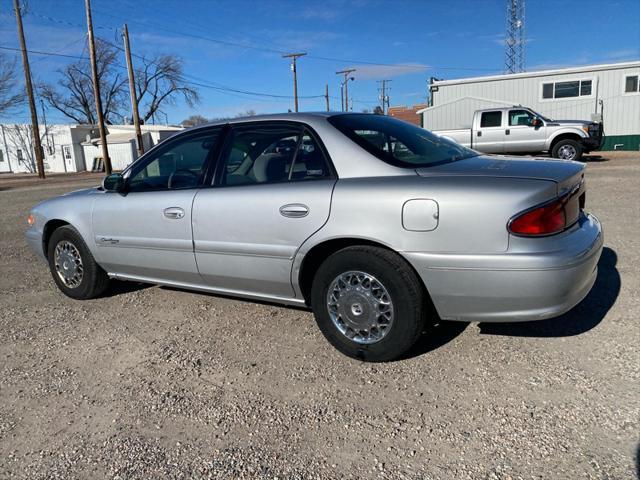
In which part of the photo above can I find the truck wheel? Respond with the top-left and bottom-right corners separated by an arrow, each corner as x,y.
47,225 -> 110,300
311,246 -> 426,362
552,139 -> 583,161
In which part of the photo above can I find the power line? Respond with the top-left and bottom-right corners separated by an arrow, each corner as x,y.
0,45 -> 87,60
0,44 -> 324,102
33,9 -> 499,73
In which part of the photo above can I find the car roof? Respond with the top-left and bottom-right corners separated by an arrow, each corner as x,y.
189,112 -> 339,130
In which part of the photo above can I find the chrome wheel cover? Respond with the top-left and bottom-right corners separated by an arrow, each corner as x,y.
54,240 -> 84,289
326,271 -> 394,344
557,144 -> 577,160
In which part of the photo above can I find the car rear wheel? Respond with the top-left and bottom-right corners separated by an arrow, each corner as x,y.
552,139 -> 583,161
47,225 -> 110,299
311,246 -> 427,362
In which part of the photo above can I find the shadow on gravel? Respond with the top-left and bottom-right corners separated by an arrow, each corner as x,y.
478,247 -> 620,338
105,280 -> 151,297
581,154 -> 609,162
399,320 -> 469,361
159,285 -> 311,312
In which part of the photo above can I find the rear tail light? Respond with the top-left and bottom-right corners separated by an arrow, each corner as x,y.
508,184 -> 583,236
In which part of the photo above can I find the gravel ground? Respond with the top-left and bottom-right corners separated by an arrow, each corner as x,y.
0,153 -> 638,479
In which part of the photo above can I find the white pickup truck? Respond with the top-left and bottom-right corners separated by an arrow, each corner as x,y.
432,106 -> 603,161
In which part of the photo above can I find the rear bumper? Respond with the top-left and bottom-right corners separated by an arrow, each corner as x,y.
403,213 -> 603,322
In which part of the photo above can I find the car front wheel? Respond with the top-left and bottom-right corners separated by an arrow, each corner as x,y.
47,225 -> 110,299
552,138 -> 583,161
311,246 -> 427,362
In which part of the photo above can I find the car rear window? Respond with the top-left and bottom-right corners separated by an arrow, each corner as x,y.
328,114 -> 477,168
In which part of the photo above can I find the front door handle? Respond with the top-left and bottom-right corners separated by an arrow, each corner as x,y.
505,129 -> 510,135
163,207 -> 185,219
279,203 -> 309,218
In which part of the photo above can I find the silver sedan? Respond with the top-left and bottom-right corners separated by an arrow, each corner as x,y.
26,113 -> 603,361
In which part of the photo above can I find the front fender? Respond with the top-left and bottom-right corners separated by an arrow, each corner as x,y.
26,189 -> 99,260
546,128 -> 588,150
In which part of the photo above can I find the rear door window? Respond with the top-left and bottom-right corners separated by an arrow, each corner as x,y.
480,111 -> 503,128
218,123 -> 332,186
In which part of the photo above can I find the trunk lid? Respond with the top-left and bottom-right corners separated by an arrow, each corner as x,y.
415,155 -> 584,194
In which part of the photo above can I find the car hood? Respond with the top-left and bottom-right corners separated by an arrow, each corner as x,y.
61,186 -> 100,197
546,119 -> 595,127
415,155 -> 584,190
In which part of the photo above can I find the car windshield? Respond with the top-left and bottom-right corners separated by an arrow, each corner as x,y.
328,114 -> 478,168
528,108 -> 553,122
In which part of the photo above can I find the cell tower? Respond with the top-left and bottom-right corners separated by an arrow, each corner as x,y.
505,0 -> 525,73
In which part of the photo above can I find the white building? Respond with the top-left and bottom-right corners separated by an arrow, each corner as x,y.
81,124 -> 183,171
420,60 -> 640,151
0,123 -> 183,174
0,124 -> 97,173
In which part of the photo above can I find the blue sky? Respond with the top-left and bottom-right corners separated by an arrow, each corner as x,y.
1,0 -> 639,124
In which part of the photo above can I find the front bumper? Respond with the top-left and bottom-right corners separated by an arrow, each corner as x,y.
581,136 -> 603,152
25,227 -> 47,262
403,213 -> 603,322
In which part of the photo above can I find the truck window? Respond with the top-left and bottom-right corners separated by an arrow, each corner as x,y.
508,110 -> 535,126
480,111 -> 502,128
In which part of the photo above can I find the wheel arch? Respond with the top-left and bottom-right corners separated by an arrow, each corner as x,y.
548,131 -> 585,152
42,219 -> 71,260
297,237 -> 435,311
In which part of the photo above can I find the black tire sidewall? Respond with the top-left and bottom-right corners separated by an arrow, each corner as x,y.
47,226 -> 103,299
311,248 -> 424,362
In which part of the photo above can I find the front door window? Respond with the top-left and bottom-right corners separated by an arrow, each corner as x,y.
128,129 -> 222,191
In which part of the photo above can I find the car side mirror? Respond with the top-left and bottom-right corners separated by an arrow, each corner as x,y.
102,173 -> 125,192
531,118 -> 542,127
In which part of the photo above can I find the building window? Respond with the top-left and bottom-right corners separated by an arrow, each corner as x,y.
0,150 -> 4,162
480,111 -> 503,128
17,149 -> 23,161
542,79 -> 592,99
625,75 -> 639,93
63,145 -> 72,160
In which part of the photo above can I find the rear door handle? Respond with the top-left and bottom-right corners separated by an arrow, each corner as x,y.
505,129 -> 510,135
279,203 -> 309,218
163,207 -> 185,219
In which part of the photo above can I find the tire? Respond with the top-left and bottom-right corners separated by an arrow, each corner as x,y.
310,246 -> 427,362
47,225 -> 110,299
551,138 -> 583,161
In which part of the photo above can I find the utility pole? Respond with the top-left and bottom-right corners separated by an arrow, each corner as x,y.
122,24 -> 144,158
85,0 -> 112,174
282,52 -> 306,113
377,79 -> 392,115
14,0 -> 45,179
324,83 -> 330,112
336,69 -> 355,112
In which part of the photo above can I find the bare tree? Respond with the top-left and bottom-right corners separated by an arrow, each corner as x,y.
0,54 -> 25,116
3,123 -> 51,173
39,39 -> 127,124
234,110 -> 257,118
136,55 -> 199,124
181,114 -> 209,127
